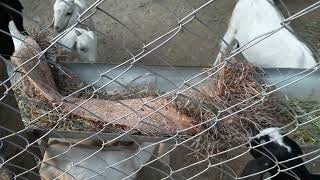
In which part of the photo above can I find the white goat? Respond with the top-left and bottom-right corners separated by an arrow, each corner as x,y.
53,0 -> 95,33
40,139 -> 158,180
59,27 -> 97,63
214,0 -> 317,68
10,20 -> 97,63
8,20 -> 26,51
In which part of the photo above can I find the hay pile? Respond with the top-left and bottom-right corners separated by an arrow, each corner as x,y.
14,29 -> 120,132
12,28 -> 295,150
28,28 -> 77,63
13,29 -> 106,132
12,32 -> 196,135
173,59 -> 292,153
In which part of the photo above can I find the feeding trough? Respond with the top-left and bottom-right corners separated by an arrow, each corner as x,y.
8,30 -> 320,154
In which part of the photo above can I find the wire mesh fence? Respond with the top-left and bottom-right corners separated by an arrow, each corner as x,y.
0,0 -> 320,179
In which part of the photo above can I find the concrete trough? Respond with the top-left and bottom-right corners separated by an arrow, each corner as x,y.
64,63 -> 320,101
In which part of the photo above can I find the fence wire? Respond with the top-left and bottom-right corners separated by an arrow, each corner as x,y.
0,0 -> 320,179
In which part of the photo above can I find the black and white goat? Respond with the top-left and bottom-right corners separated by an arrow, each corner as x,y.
0,0 -> 27,60
241,127 -> 320,180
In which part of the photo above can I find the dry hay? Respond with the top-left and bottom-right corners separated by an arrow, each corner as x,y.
12,28 -> 295,151
27,27 -> 77,63
12,32 -> 196,136
13,29 -> 123,132
12,29 -> 113,132
172,59 -> 292,155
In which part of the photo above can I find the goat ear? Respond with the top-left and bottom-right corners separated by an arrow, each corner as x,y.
74,29 -> 82,36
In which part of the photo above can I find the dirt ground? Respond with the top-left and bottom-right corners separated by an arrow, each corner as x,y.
20,0 -> 320,66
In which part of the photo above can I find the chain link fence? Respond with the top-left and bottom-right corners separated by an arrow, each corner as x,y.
0,0 -> 320,179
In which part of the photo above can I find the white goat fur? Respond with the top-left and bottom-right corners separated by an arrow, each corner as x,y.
40,139 -> 158,180
53,0 -> 95,33
214,0 -> 316,68
59,27 -> 97,63
9,20 -> 97,63
8,21 -> 26,51
256,127 -> 291,153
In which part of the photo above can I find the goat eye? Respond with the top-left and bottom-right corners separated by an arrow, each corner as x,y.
80,48 -> 88,52
66,12 -> 72,16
